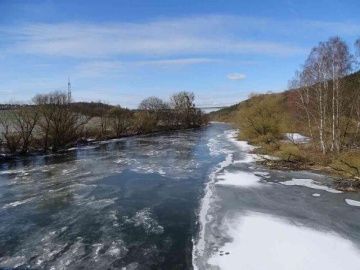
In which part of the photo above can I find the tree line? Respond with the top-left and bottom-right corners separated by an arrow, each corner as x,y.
0,91 -> 208,155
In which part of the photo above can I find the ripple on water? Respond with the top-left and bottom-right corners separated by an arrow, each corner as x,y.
123,208 -> 164,235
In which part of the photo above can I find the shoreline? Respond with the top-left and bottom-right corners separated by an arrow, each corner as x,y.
0,124 -> 209,164
257,156 -> 360,192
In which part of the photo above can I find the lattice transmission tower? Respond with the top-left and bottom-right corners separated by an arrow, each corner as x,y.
67,76 -> 72,103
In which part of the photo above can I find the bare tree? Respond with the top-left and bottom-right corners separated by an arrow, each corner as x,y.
170,91 -> 196,128
0,111 -> 22,153
13,106 -> 39,154
92,104 -> 111,139
33,91 -> 91,152
291,37 -> 356,153
325,37 -> 353,151
107,106 -> 132,137
355,39 -> 360,58
138,97 -> 167,117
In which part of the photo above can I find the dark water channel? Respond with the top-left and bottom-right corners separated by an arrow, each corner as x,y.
0,124 -> 227,269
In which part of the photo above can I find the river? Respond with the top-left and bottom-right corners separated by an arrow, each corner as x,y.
0,123 -> 359,269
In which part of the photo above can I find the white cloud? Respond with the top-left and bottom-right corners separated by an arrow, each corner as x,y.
2,15 -> 360,60
227,73 -> 246,80
1,15 -> 308,58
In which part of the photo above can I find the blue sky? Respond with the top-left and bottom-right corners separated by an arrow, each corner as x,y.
1,0 -> 360,108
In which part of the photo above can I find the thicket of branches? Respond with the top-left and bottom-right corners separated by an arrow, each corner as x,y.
0,91 -> 208,155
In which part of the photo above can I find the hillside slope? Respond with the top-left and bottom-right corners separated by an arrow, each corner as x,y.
208,70 -> 360,185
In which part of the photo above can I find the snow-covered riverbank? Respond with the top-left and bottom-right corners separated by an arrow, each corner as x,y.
193,127 -> 360,270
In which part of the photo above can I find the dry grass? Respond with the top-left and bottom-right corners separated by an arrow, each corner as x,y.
250,139 -> 360,181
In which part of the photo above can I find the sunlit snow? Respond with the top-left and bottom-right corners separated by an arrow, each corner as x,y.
216,171 -> 261,188
208,213 -> 360,270
345,199 -> 360,207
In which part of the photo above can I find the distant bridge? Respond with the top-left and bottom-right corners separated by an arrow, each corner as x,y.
197,104 -> 236,110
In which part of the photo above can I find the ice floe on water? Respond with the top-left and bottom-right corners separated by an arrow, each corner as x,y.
208,213 -> 360,270
280,178 -> 342,193
123,208 -> 164,235
2,197 -> 35,209
67,145 -> 99,151
345,199 -> 360,207
86,197 -> 118,209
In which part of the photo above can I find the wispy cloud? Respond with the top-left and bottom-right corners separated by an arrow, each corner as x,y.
1,15 -> 309,58
138,58 -> 223,66
303,20 -> 360,37
74,58 -> 223,77
227,73 -> 246,80
75,61 -> 124,77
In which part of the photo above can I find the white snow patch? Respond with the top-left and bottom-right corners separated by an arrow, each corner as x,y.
216,171 -> 261,188
257,154 -> 280,161
345,199 -> 360,207
312,193 -> 321,197
253,171 -> 270,177
280,178 -> 342,193
234,153 -> 257,163
208,213 -> 360,270
233,140 -> 256,152
219,154 -> 233,169
285,133 -> 310,143
224,130 -> 256,152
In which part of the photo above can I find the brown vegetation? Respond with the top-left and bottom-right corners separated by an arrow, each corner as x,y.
0,91 -> 208,156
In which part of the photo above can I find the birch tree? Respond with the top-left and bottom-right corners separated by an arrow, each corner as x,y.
290,37 -> 355,153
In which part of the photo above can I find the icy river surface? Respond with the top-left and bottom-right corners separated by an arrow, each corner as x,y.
1,123 -> 360,269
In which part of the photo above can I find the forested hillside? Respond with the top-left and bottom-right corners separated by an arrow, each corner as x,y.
210,37 -> 360,184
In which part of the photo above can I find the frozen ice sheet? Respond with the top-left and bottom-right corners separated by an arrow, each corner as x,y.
208,213 -> 360,270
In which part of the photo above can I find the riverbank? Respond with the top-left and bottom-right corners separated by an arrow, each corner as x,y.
0,124 -> 208,164
194,124 -> 360,269
246,142 -> 360,192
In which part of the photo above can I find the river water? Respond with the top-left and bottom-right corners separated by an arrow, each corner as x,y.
0,123 -> 359,269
